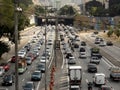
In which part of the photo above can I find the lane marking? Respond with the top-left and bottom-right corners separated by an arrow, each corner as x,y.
61,50 -> 65,69
36,81 -> 41,90
86,79 -> 88,83
102,56 -> 115,67
48,48 -> 54,68
22,79 -> 25,81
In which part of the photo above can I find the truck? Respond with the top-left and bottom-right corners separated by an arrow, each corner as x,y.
68,66 -> 82,89
91,47 -> 102,59
18,58 -> 27,74
93,73 -> 106,86
109,67 -> 120,81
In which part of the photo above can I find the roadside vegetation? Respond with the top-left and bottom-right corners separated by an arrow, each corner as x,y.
0,0 -> 33,59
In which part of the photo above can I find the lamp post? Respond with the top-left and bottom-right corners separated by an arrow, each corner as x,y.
44,5 -> 47,90
14,0 -> 22,90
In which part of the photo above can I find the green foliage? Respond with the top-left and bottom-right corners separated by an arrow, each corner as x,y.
59,5 -> 77,15
114,29 -> 120,38
109,3 -> 120,16
107,29 -> 113,37
0,41 -> 10,57
0,0 -> 33,43
34,5 -> 45,16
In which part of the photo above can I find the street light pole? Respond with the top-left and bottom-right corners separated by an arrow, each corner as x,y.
44,6 -> 47,90
14,0 -> 19,90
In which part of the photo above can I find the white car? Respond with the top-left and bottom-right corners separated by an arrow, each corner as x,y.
18,49 -> 26,58
99,41 -> 106,47
0,67 -> 5,77
18,51 -> 26,58
40,57 -> 48,63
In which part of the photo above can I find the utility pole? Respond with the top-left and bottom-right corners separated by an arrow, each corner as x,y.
14,0 -> 22,90
44,5 -> 47,90
55,0 -> 59,67
14,0 -> 19,90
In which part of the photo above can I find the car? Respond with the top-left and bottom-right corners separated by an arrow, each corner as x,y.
99,41 -> 106,47
0,63 -> 10,71
66,52 -> 73,59
10,56 -> 21,63
93,73 -> 106,86
23,81 -> 35,90
90,56 -> 100,64
2,75 -> 14,86
18,51 -> 26,58
36,63 -> 45,73
0,66 -> 5,77
87,63 -> 97,73
25,57 -> 32,65
74,43 -> 79,48
31,71 -> 42,81
98,85 -> 114,90
70,85 -> 80,90
106,41 -> 113,46
40,56 -> 48,63
81,41 -> 86,46
68,57 -> 76,64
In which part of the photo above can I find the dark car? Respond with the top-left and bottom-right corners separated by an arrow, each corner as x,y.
23,81 -> 35,90
81,41 -> 86,46
31,71 -> 42,81
2,75 -> 14,86
98,85 -> 114,90
74,43 -> 79,48
66,52 -> 73,59
0,63 -> 10,71
106,41 -> 113,46
36,63 -> 45,73
87,63 -> 97,73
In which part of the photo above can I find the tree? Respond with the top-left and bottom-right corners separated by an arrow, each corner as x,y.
0,41 -> 10,58
107,29 -> 113,37
34,5 -> 45,16
58,5 -> 77,16
114,29 -> 120,38
0,0 -> 33,43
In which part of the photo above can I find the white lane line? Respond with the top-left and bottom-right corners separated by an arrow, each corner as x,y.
48,48 -> 54,68
61,50 -> 65,69
22,79 -> 25,81
36,81 -> 41,90
102,56 -> 115,67
86,79 -> 89,83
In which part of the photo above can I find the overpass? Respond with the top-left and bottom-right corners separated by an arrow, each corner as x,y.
36,15 -> 75,25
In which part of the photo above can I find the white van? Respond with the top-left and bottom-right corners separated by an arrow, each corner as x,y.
93,73 -> 106,86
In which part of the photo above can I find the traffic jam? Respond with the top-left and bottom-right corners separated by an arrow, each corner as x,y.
0,26 -> 55,90
0,25 -> 120,90
59,25 -> 120,90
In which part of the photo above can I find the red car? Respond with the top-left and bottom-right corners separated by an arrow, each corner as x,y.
10,56 -> 21,63
0,63 -> 10,71
10,56 -> 16,63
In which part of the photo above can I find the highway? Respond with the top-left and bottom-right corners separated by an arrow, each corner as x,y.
0,26 -> 120,90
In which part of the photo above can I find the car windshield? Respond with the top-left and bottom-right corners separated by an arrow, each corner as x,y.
24,83 -> 33,88
38,64 -> 44,68
4,75 -> 11,81
32,72 -> 40,75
